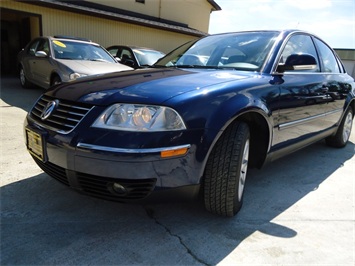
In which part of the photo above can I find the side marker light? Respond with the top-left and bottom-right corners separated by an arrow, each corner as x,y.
160,147 -> 189,158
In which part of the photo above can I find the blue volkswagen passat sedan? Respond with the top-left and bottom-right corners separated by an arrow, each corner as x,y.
24,30 -> 355,217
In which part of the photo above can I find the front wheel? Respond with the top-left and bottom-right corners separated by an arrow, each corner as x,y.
19,66 -> 31,88
51,75 -> 62,87
326,108 -> 353,148
204,121 -> 250,217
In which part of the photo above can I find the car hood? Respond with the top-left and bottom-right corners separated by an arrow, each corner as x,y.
47,68 -> 255,105
56,59 -> 133,74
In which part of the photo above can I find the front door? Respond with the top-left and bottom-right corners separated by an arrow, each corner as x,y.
273,34 -> 331,147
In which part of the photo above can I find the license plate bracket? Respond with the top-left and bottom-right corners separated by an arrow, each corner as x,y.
25,128 -> 46,162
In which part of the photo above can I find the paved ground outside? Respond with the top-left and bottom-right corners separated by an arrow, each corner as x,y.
1,77 -> 354,265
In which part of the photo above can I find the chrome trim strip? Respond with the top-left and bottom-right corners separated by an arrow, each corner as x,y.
278,109 -> 342,130
77,143 -> 191,154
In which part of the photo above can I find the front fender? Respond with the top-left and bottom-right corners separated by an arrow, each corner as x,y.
202,95 -> 274,169
168,89 -> 275,178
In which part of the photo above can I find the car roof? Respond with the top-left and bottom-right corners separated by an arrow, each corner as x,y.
208,29 -> 320,39
108,45 -> 163,52
44,35 -> 100,46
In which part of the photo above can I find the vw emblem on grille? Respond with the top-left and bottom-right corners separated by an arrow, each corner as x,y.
41,100 -> 59,120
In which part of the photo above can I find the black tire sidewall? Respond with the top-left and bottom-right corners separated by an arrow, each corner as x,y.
19,66 -> 30,88
326,108 -> 353,148
51,76 -> 61,86
203,121 -> 250,217
232,128 -> 250,214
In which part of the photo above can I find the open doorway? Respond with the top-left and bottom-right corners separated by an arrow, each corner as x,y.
1,8 -> 41,76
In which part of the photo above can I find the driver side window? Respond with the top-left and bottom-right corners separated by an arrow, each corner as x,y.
28,40 -> 40,56
280,34 -> 320,72
120,49 -> 133,60
37,39 -> 50,55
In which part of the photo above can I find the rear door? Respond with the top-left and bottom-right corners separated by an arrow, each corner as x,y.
312,37 -> 352,128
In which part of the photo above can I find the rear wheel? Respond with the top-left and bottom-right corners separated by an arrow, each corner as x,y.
19,66 -> 31,88
204,121 -> 250,217
326,108 -> 353,148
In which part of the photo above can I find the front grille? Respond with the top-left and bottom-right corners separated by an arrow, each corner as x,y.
30,95 -> 93,133
32,156 -> 156,201
77,173 -> 156,202
33,156 -> 69,186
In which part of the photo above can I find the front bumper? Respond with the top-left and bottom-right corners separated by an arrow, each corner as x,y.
25,119 -> 204,202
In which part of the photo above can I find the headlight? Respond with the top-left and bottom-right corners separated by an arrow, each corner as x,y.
69,73 -> 87,80
92,104 -> 186,131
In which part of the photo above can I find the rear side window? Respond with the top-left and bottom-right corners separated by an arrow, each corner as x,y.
280,34 -> 320,72
314,38 -> 341,73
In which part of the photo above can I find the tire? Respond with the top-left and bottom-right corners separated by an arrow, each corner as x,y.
19,66 -> 31,88
51,75 -> 62,87
204,121 -> 250,217
326,108 -> 353,148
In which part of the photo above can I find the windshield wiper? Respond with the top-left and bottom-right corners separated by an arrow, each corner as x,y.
175,64 -> 196,68
150,65 -> 169,68
175,65 -> 224,69
89,58 -> 109,62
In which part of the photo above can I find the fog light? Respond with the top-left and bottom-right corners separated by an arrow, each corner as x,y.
112,183 -> 127,195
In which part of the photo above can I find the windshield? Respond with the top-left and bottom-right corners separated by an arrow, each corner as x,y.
133,49 -> 165,66
155,31 -> 279,71
52,40 -> 116,63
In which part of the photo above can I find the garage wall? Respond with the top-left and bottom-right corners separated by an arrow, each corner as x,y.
335,49 -> 355,79
161,0 -> 212,33
1,0 -> 197,53
342,60 -> 355,79
88,0 -> 214,32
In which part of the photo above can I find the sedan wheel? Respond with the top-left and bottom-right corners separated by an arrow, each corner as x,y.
204,121 -> 250,217
326,108 -> 353,148
19,66 -> 31,88
51,76 -> 62,87
342,111 -> 353,143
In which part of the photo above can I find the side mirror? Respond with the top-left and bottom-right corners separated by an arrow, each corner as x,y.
276,54 -> 317,73
35,51 -> 48,58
